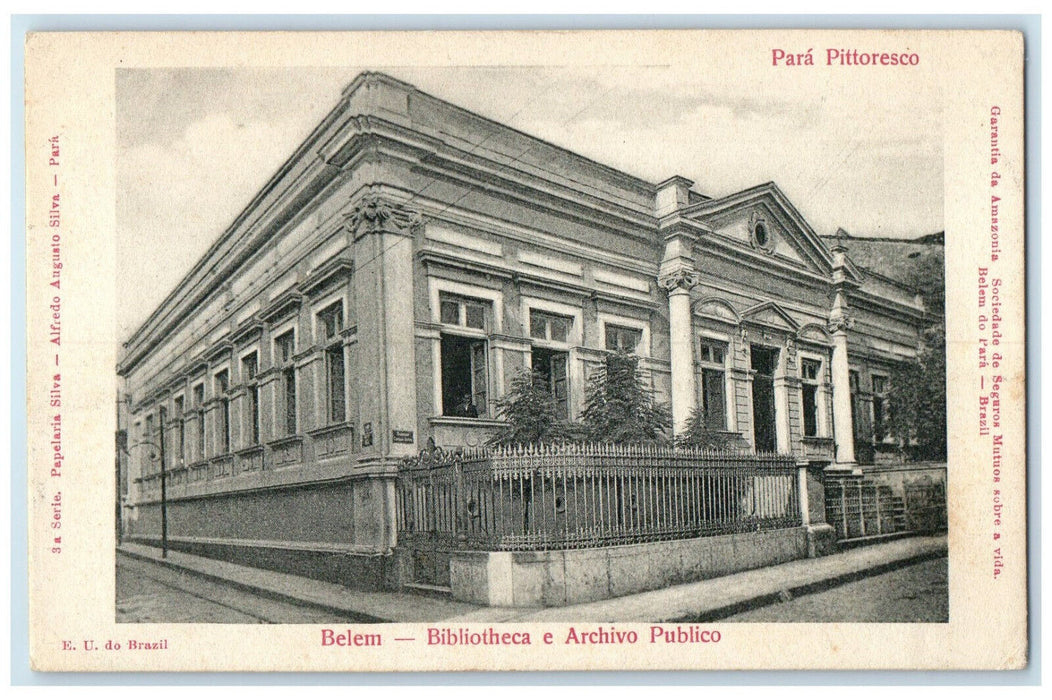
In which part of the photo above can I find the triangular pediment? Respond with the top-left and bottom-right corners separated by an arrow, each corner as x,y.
741,301 -> 800,332
681,182 -> 856,282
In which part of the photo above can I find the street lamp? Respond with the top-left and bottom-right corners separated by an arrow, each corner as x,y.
127,409 -> 168,558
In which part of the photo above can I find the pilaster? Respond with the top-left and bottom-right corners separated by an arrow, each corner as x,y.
346,191 -> 422,463
828,287 -> 858,471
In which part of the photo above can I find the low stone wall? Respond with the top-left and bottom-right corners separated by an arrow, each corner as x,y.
450,526 -> 819,607
127,534 -> 393,590
124,477 -> 398,591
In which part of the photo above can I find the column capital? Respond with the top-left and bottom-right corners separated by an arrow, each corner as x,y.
345,193 -> 423,240
658,268 -> 700,293
827,288 -> 854,334
827,317 -> 855,335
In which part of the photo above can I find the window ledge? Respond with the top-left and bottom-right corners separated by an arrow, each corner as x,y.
429,416 -> 504,428
307,422 -> 353,438
267,435 -> 304,449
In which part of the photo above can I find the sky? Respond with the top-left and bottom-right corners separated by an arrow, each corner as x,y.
116,65 -> 943,341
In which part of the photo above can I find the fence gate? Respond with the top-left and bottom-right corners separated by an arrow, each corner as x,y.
396,447 -> 464,589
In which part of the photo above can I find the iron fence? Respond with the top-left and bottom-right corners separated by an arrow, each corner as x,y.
397,443 -> 801,552
825,474 -> 946,541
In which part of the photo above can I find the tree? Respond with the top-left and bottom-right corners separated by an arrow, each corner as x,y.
888,241 -> 947,461
488,369 -> 570,446
580,350 -> 671,444
887,326 -> 947,461
673,406 -> 742,451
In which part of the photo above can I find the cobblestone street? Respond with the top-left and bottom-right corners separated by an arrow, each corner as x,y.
722,556 -> 949,622
116,552 -> 362,624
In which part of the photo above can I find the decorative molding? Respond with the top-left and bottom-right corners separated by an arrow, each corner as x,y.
658,268 -> 700,293
827,317 -> 855,334
260,289 -> 305,324
741,301 -> 801,332
747,210 -> 776,255
230,319 -> 264,346
344,194 -> 422,240
693,297 -> 741,325
299,256 -> 353,297
797,323 -> 834,345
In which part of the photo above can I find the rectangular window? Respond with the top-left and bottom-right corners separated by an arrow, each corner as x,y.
318,304 -> 346,424
158,407 -> 167,473
144,414 -> 155,475
605,324 -> 642,353
192,383 -> 205,461
318,302 -> 343,340
530,310 -> 571,344
800,358 -> 821,437
173,396 -> 185,462
532,347 -> 569,419
284,368 -> 297,435
440,299 -> 460,325
215,370 -> 230,454
241,354 -> 260,445
699,340 -> 728,430
872,375 -> 888,442
274,331 -> 297,436
326,346 -> 346,424
275,330 -> 295,364
440,296 -> 486,330
699,341 -> 726,365
439,295 -> 491,418
441,335 -> 488,417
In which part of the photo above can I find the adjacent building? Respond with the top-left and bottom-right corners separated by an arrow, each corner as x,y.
117,72 -> 932,588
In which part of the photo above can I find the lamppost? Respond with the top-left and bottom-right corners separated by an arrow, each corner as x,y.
126,411 -> 168,558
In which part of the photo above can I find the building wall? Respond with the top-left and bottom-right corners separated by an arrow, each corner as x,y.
118,72 -> 928,583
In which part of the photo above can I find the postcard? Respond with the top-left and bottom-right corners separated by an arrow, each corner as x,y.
24,28 -> 1026,671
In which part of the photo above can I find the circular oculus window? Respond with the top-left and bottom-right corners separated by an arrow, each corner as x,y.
751,219 -> 775,253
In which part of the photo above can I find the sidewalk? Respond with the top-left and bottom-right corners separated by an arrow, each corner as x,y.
118,533 -> 947,623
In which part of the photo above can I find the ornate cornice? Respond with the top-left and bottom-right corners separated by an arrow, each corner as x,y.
345,194 -> 423,240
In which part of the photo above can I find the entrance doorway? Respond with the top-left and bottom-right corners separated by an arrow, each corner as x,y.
751,345 -> 779,453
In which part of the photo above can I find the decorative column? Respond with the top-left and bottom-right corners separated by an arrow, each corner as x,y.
655,177 -> 704,435
659,268 -> 699,434
828,289 -> 856,468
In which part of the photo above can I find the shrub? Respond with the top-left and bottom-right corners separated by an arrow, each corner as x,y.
580,350 -> 671,444
488,369 -> 571,446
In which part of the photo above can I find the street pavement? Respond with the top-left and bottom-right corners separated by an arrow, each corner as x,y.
117,534 -> 947,624
721,556 -> 948,622
117,552 -> 366,623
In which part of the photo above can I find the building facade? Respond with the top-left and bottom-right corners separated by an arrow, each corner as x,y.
117,72 -> 930,588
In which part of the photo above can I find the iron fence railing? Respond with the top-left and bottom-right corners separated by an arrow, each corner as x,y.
825,475 -> 946,541
397,443 -> 801,552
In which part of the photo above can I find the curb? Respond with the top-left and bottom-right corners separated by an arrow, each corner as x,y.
668,547 -> 948,622
117,546 -> 389,623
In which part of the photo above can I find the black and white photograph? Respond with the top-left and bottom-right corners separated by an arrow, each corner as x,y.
22,29 -> 1025,672
114,65 -> 948,625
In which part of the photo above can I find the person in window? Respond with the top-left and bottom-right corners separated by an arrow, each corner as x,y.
455,393 -> 478,418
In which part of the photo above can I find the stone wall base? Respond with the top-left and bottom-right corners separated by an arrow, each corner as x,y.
450,526 -> 812,608
127,535 -> 393,591
806,523 -> 838,557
